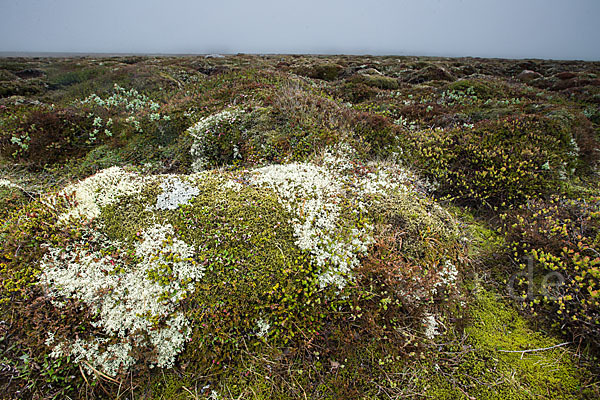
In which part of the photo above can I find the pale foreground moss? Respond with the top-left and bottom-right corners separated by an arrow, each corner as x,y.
153,175 -> 200,210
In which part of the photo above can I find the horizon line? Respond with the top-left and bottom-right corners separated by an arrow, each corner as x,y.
0,51 -> 598,63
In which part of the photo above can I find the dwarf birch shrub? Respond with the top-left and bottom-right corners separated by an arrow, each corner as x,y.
404,115 -> 584,207
502,195 -> 600,348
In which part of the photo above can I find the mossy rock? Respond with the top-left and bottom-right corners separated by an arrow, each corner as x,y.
0,168 -> 324,382
337,81 -> 379,102
294,63 -> 343,81
406,64 -> 455,84
447,79 -> 494,99
14,69 -> 46,80
0,149 -> 474,398
0,69 -> 18,82
352,73 -> 399,90
0,79 -> 47,97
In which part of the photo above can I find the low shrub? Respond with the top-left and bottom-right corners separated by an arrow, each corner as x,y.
0,194 -> 83,398
501,195 -> 600,349
48,68 -> 100,89
404,114 -> 583,207
0,182 -> 28,220
77,83 -> 171,142
0,105 -> 88,168
352,111 -> 399,155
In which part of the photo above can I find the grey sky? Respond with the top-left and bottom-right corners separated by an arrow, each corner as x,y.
1,0 -> 598,60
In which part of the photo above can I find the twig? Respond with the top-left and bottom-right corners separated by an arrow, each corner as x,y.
498,342 -> 570,359
78,363 -> 90,387
182,386 -> 200,399
130,369 -> 135,400
83,361 -> 121,384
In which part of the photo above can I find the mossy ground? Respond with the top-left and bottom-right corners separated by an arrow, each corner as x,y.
424,291 -> 588,399
1,55 -> 599,399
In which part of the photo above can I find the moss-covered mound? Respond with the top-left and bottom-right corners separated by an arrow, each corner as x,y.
1,146 -> 471,396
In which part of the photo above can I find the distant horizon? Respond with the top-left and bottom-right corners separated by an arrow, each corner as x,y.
0,51 -> 598,63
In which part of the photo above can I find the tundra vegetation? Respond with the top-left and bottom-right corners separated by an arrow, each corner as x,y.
0,54 -> 599,399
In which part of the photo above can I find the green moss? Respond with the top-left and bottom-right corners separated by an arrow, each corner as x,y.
64,144 -> 127,177
176,179 -> 327,361
450,206 -> 505,259
99,182 -> 162,243
424,291 -> 586,399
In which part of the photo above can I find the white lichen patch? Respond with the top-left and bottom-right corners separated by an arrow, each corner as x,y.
423,313 -> 440,339
0,178 -> 19,189
255,318 -> 271,338
436,260 -> 459,289
40,223 -> 204,375
57,166 -> 147,223
187,108 -> 245,172
154,175 -> 200,210
250,146 -> 418,290
221,179 -> 244,192
251,162 -> 363,289
50,338 -> 135,377
359,161 -> 414,196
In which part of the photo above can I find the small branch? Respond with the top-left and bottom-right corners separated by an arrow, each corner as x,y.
82,361 -> 121,384
182,386 -> 200,399
498,342 -> 570,359
78,363 -> 90,387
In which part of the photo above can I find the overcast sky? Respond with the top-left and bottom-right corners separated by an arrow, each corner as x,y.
1,0 -> 598,60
